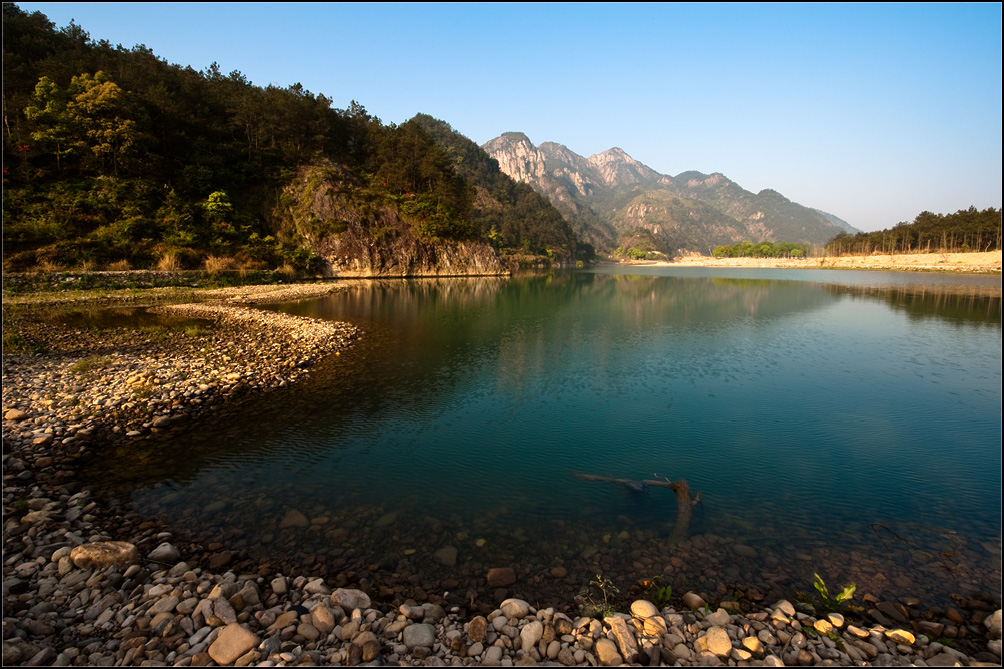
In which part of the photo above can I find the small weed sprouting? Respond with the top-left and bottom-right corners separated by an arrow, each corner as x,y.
813,573 -> 856,613
639,575 -> 672,608
580,574 -> 620,619
653,584 -> 673,608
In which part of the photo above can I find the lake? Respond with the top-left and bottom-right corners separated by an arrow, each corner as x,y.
91,267 -> 1002,611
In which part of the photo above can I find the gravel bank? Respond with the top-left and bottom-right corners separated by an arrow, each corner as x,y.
3,282 -> 1002,666
664,251 -> 1002,274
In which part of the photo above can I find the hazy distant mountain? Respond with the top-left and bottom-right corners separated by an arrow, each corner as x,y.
812,208 -> 858,234
483,134 -> 859,255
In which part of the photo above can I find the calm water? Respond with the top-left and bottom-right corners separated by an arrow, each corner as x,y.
90,267 -> 1002,609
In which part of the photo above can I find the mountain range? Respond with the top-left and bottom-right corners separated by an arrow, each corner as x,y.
481,132 -> 858,256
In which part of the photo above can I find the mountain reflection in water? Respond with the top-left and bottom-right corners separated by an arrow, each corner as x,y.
84,269 -> 1002,610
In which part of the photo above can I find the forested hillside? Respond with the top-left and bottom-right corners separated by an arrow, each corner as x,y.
824,207 -> 1001,256
1,4 -> 586,275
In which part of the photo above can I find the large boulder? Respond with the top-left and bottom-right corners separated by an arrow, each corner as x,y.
330,588 -> 371,613
208,623 -> 260,665
487,567 -> 516,587
70,542 -> 139,569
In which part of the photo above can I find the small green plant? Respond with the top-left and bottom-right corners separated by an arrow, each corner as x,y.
580,574 -> 620,619
653,584 -> 672,608
813,572 -> 856,612
640,575 -> 672,608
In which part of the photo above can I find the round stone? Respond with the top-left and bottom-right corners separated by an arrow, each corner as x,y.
595,638 -> 622,666
434,545 -> 458,566
468,615 -> 487,643
487,567 -> 516,587
402,623 -> 436,649
500,598 -> 530,619
520,621 -> 543,651
630,599 -> 660,619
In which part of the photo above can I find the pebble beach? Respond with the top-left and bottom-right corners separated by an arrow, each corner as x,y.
3,280 -> 1002,667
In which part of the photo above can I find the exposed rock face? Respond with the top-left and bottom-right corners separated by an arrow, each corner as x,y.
483,133 -> 855,255
481,132 -> 547,184
586,147 -> 663,188
273,164 -> 508,277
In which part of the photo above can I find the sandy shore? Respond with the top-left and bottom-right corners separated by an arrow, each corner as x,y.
623,251 -> 1002,274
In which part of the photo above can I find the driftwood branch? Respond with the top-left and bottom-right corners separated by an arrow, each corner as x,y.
572,472 -> 700,544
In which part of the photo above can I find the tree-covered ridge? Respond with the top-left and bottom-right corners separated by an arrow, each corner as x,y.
824,207 -> 1002,256
711,240 -> 810,259
2,3 -> 586,273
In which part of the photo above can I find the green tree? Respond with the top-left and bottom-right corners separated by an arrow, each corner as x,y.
65,71 -> 146,174
23,76 -> 72,170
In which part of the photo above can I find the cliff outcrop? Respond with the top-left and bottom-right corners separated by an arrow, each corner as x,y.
272,164 -> 508,277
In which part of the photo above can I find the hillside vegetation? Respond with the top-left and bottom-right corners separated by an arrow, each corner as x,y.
824,207 -> 1001,256
2,4 -> 586,275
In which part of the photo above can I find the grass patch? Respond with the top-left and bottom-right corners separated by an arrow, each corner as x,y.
132,382 -> 157,400
69,355 -> 117,375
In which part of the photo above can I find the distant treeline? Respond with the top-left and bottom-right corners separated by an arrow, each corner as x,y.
824,207 -> 1001,256
711,240 -> 810,258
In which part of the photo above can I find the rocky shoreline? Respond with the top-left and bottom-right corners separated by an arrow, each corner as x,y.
3,281 -> 1002,666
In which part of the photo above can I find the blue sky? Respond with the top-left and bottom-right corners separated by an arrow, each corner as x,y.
17,2 -> 1003,232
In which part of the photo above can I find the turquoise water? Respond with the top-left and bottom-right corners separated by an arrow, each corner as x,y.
106,268 -> 1002,608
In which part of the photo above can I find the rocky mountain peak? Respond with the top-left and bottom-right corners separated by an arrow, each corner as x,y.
481,133 -> 546,185
587,147 -> 635,167
585,147 -> 661,188
481,131 -> 856,254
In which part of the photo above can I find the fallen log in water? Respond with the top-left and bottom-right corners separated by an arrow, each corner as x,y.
572,472 -> 701,544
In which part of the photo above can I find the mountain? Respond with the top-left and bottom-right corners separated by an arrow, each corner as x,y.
482,134 -> 859,256
409,118 -> 588,262
812,208 -> 857,234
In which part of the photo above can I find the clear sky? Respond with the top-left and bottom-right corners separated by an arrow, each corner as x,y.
17,2 -> 1003,232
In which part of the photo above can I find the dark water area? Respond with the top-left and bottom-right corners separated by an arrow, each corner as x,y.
85,268 -> 1002,611
43,306 -> 210,332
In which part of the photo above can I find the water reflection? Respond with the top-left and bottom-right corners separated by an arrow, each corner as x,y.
82,270 -> 1001,610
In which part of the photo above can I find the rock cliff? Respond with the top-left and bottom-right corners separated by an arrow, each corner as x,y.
480,133 -> 547,185
272,164 -> 508,277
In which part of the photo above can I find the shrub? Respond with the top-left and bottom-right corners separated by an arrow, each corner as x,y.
203,255 -> 235,274
274,263 -> 299,281
157,251 -> 181,271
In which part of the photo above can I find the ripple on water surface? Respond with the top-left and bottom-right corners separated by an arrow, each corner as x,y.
99,270 -> 1000,608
